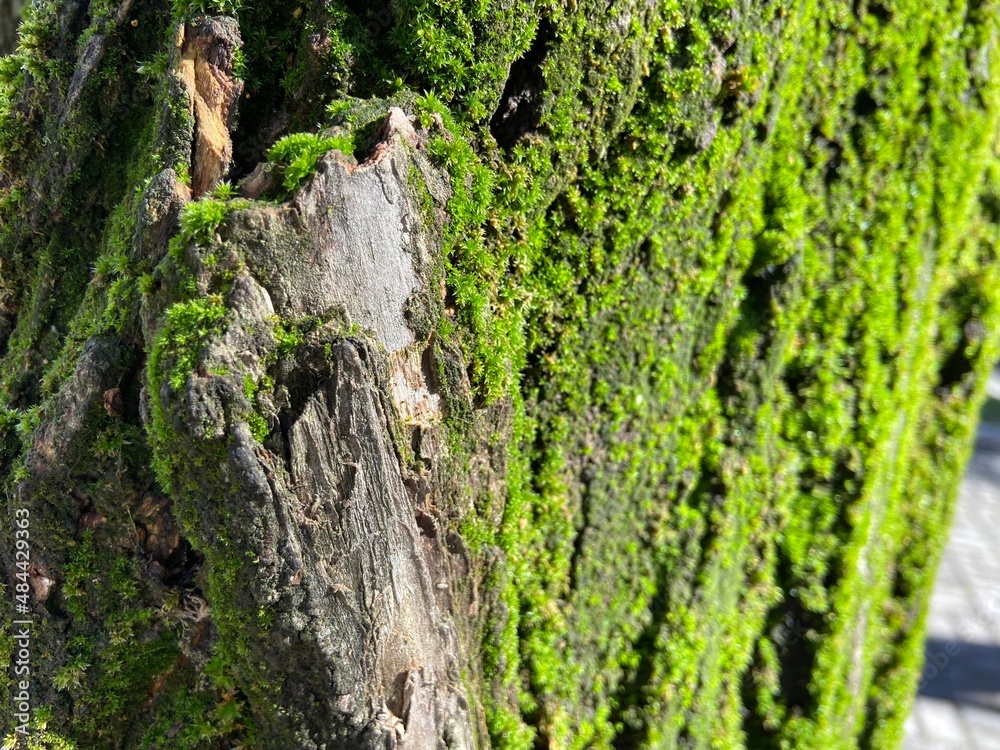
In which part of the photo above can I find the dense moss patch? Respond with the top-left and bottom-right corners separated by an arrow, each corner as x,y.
390,0 -> 1000,746
0,0 -> 998,747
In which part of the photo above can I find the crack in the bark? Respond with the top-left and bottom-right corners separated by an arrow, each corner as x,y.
489,18 -> 553,149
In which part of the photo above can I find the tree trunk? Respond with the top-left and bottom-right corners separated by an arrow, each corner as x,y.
0,1 -> 998,749
0,0 -> 23,55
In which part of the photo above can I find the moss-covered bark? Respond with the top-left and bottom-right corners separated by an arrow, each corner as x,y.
0,0 -> 998,748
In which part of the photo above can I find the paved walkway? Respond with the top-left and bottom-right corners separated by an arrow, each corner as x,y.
903,417 -> 1000,749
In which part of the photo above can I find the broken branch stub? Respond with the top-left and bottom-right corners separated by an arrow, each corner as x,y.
144,110 -> 478,747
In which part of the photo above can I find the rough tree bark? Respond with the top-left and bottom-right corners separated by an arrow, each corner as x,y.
0,1 -> 998,749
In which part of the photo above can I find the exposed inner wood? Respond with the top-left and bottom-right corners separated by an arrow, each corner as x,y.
174,19 -> 243,198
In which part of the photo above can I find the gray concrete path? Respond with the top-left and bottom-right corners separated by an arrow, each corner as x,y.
903,418 -> 1000,750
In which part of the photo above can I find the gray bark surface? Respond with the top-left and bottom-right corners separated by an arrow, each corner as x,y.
143,112 -> 477,745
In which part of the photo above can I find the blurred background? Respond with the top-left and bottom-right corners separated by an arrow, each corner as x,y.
904,369 -> 1000,750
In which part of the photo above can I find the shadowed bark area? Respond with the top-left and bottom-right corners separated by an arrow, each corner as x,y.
0,0 -> 22,55
0,1 -> 998,749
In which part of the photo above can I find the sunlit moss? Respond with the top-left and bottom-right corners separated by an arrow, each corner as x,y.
0,0 -> 997,746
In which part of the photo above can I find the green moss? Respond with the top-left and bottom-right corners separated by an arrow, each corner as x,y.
25,529 -> 189,745
139,670 -> 256,750
2,708 -> 78,749
172,0 -> 242,17
1,0 -> 997,745
266,132 -> 357,192
389,0 -> 1000,746
153,297 -> 227,391
171,198 -> 238,256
